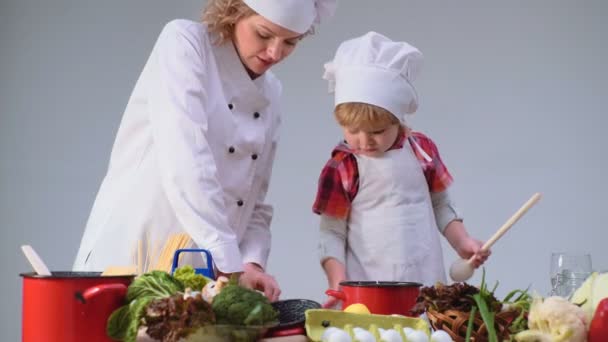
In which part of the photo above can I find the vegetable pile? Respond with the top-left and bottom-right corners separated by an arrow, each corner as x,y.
106,266 -> 278,342
412,270 -> 531,342
413,270 -> 608,342
514,271 -> 608,342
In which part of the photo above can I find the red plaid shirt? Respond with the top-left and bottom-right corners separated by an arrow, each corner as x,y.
312,131 -> 453,220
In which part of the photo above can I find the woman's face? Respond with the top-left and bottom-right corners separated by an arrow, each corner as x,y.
233,14 -> 302,78
342,124 -> 400,158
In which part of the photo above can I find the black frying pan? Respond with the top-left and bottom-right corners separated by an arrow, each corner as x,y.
267,299 -> 321,334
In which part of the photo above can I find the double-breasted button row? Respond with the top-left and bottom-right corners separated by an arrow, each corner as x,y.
227,103 -> 261,120
227,146 -> 259,160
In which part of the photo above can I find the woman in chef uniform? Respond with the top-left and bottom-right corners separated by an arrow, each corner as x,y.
314,32 -> 490,306
73,0 -> 336,300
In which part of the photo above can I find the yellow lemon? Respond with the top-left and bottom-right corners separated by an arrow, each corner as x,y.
344,303 -> 371,314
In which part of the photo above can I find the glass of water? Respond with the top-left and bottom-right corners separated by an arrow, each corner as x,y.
549,252 -> 592,298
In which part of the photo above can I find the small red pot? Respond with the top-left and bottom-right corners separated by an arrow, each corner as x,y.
21,271 -> 134,342
326,281 -> 422,316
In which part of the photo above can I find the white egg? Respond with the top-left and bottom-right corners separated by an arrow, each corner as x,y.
379,328 -> 402,342
430,330 -> 453,342
402,327 -> 415,337
327,329 -> 352,342
322,327 -> 343,342
406,330 -> 429,342
353,327 -> 376,342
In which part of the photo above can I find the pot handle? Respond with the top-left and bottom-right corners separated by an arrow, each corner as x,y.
75,283 -> 128,304
325,289 -> 346,301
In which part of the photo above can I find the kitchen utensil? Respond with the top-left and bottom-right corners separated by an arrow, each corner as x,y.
21,271 -> 134,342
171,248 -> 215,278
325,281 -> 422,316
21,245 -> 51,276
449,192 -> 542,282
265,299 -> 322,337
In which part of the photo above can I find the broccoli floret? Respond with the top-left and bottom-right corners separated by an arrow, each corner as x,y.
211,284 -> 278,326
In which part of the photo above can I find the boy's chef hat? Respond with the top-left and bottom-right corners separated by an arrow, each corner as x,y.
323,31 -> 423,121
243,0 -> 337,34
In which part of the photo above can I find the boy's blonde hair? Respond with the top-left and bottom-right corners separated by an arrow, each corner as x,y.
334,102 -> 401,131
202,0 -> 256,44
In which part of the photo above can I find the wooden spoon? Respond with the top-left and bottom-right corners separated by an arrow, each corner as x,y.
449,192 -> 542,282
21,245 -> 52,276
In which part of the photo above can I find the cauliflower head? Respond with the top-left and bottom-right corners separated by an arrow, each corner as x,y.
519,296 -> 588,342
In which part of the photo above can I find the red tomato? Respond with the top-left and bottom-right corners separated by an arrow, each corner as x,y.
589,298 -> 608,342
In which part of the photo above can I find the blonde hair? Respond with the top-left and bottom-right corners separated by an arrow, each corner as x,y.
202,0 -> 256,44
334,102 -> 402,131
202,0 -> 314,45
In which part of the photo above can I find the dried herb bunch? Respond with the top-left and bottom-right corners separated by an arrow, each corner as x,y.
412,282 -> 502,315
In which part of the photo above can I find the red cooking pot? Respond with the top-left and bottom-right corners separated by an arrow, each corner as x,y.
21,271 -> 134,342
326,281 -> 422,316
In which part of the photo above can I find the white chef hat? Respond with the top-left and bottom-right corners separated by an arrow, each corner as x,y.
243,0 -> 337,34
323,31 -> 423,121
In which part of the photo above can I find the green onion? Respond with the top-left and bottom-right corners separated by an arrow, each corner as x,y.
465,306 -> 477,342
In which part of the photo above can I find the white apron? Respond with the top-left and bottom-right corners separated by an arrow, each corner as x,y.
345,138 -> 447,285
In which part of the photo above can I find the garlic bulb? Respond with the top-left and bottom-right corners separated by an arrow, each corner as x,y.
201,276 -> 229,303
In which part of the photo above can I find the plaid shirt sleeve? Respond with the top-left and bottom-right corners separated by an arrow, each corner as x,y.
410,132 -> 453,193
312,149 -> 358,220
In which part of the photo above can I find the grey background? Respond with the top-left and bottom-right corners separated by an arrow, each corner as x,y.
2,0 -> 607,340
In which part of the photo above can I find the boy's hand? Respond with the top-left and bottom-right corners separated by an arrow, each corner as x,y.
322,295 -> 342,309
456,237 -> 490,268
444,221 -> 491,268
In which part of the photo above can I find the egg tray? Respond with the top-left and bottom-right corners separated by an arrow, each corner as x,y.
305,309 -> 430,341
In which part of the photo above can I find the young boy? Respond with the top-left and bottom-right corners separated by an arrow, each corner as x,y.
313,32 -> 490,306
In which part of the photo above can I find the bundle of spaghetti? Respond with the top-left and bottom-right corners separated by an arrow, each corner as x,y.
151,233 -> 192,273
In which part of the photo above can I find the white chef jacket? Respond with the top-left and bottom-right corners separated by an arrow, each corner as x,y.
319,139 -> 447,285
73,19 -> 282,273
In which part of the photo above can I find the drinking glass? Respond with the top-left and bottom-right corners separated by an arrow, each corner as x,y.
549,252 -> 592,298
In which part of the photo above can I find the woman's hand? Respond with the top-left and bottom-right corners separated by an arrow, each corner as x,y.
238,263 -> 281,302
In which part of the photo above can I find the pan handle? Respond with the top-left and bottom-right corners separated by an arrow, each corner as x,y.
75,283 -> 128,304
325,289 -> 346,301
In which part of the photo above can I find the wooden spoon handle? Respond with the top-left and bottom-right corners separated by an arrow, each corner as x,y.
21,245 -> 52,276
481,192 -> 542,252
